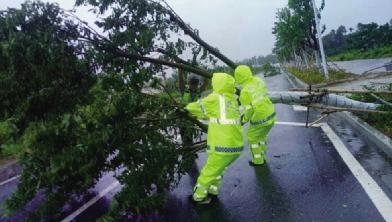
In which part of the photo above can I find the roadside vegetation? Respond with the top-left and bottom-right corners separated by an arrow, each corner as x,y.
350,84 -> 392,138
287,67 -> 355,85
273,0 -> 392,63
0,121 -> 19,159
329,45 -> 392,61
272,0 -> 392,137
252,62 -> 280,77
323,21 -> 392,61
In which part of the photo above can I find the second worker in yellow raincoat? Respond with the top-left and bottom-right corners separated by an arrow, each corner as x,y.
234,65 -> 276,166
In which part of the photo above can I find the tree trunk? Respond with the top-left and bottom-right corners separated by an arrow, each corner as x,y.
314,50 -> 321,70
302,50 -> 310,69
268,91 -> 379,111
161,3 -> 237,69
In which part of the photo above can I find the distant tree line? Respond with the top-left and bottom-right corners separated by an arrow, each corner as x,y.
273,0 -> 391,66
238,54 -> 278,66
323,20 -> 392,56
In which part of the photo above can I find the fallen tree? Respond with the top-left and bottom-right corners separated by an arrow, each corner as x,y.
0,1 -> 388,221
269,91 -> 380,111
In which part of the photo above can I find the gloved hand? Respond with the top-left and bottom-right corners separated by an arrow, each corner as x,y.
240,114 -> 249,124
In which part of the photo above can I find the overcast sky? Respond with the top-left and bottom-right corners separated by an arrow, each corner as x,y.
1,0 -> 392,61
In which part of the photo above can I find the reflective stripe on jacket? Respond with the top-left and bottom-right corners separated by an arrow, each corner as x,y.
240,77 -> 275,124
186,73 -> 244,155
234,65 -> 276,125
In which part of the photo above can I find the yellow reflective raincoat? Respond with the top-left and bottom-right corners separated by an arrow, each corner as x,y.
235,65 -> 276,165
185,73 -> 243,202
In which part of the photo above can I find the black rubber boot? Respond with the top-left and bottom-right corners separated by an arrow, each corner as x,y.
248,160 -> 264,167
208,193 -> 219,202
189,195 -> 211,205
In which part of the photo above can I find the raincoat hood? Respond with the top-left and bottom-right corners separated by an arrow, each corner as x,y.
212,72 -> 236,94
234,65 -> 253,85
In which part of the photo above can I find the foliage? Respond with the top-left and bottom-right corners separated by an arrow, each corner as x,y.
209,65 -> 232,73
287,67 -> 353,85
272,7 -> 303,62
323,21 -> 392,60
0,120 -> 18,157
250,63 -> 280,77
329,44 -> 392,61
273,0 -> 325,62
350,84 -> 392,138
0,2 -> 95,157
74,0 -> 218,70
260,62 -> 280,77
322,25 -> 347,56
0,1 -> 216,221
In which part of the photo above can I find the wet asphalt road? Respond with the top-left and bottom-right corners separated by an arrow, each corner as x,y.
1,73 -> 392,222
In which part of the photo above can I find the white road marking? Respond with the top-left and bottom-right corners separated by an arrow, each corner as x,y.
320,123 -> 392,222
0,175 -> 20,186
61,181 -> 120,222
292,105 -> 308,111
275,121 -> 320,127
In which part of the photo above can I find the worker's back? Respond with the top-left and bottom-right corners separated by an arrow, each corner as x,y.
243,76 -> 275,122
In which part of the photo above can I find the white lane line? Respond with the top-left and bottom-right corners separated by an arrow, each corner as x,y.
320,123 -> 392,222
61,180 -> 120,222
275,121 -> 320,127
0,175 -> 20,186
292,105 -> 308,111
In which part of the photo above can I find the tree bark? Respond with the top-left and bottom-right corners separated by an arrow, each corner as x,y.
112,49 -> 212,79
268,91 -> 379,111
290,88 -> 392,95
178,68 -> 185,92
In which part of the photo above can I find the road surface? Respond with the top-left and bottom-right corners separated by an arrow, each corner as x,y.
1,73 -> 392,222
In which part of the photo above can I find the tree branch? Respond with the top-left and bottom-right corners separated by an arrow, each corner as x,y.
112,49 -> 212,79
308,104 -> 388,114
290,88 -> 392,95
155,48 -> 195,67
157,82 -> 208,132
80,33 -> 211,78
157,0 -> 237,69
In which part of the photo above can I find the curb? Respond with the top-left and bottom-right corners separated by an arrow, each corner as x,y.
283,70 -> 392,157
283,71 -> 307,88
0,159 -> 21,184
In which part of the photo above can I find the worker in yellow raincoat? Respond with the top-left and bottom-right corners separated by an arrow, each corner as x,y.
186,73 -> 244,204
234,65 -> 276,166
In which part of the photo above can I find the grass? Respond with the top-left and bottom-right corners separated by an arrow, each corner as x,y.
350,85 -> 392,138
329,45 -> 392,61
287,67 -> 355,85
356,109 -> 392,138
